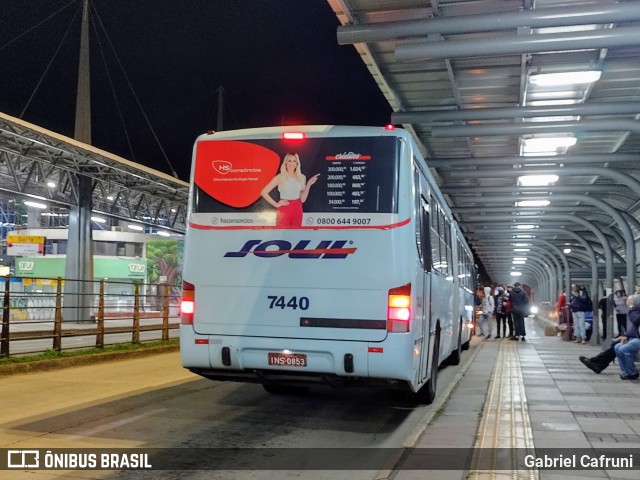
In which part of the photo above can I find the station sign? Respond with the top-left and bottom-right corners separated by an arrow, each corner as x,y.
6,235 -> 46,256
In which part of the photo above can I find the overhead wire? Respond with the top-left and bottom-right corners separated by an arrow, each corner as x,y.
91,3 -> 179,179
20,2 -> 82,118
0,0 -> 78,53
89,4 -> 137,163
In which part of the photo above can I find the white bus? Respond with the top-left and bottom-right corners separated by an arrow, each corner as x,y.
180,125 -> 475,403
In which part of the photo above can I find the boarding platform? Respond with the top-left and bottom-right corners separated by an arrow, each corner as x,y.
386,315 -> 640,480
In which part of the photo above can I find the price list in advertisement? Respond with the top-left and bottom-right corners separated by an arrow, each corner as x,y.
325,154 -> 370,211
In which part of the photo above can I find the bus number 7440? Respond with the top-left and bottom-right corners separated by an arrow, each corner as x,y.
267,296 -> 310,310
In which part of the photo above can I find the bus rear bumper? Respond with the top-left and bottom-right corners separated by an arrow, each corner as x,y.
180,325 -> 415,386
188,367 -> 406,390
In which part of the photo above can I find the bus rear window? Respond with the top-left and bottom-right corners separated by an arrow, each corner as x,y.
191,136 -> 400,228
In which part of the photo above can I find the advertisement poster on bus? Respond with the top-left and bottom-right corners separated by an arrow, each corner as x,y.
191,136 -> 400,228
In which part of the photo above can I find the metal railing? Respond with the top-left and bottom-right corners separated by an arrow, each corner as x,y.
0,276 -> 181,357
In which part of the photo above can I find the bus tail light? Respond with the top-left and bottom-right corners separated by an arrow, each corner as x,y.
180,281 -> 195,325
282,131 -> 305,140
388,283 -> 411,333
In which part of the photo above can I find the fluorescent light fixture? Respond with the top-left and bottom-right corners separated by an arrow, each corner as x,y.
528,99 -> 581,106
516,224 -> 536,230
523,137 -> 576,152
510,271 -> 522,277
91,216 -> 107,224
127,224 -> 144,231
156,230 -> 171,237
515,200 -> 550,208
47,181 -> 56,188
107,195 -> 114,201
514,248 -> 530,252
513,257 -> 528,261
514,235 -> 535,239
24,201 -> 47,209
563,248 -> 572,254
529,71 -> 601,86
513,260 -> 526,265
518,174 -> 559,186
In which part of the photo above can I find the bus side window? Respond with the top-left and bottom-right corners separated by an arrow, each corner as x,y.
420,195 -> 431,271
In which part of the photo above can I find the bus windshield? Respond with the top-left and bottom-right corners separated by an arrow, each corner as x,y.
191,136 -> 400,228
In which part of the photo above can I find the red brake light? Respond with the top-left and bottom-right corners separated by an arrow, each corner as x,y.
180,281 -> 195,325
385,124 -> 396,130
388,283 -> 411,333
283,132 -> 305,140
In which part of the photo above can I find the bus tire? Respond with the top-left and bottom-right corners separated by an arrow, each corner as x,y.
262,384 -> 310,395
414,328 -> 440,404
447,320 -> 463,365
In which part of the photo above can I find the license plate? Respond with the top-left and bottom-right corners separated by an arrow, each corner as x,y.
268,352 -> 307,367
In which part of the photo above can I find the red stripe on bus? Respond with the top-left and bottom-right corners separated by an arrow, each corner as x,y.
241,248 -> 357,256
368,347 -> 384,353
189,218 -> 410,231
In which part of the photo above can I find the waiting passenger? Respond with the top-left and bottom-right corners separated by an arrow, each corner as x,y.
509,282 -> 530,341
570,285 -> 591,344
479,286 -> 494,339
614,290 -> 628,336
579,294 -> 640,379
494,287 -> 508,339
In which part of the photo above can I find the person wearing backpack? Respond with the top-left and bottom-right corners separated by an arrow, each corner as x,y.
494,287 -> 508,339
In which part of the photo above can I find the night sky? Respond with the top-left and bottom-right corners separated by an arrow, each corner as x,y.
0,0 -> 391,181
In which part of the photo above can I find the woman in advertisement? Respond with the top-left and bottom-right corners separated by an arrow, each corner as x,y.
260,152 -> 320,226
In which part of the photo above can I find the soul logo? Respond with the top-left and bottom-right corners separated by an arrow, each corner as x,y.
224,240 -> 357,259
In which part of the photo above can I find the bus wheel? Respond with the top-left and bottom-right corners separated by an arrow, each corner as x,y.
414,329 -> 440,404
447,321 -> 462,365
262,384 -> 310,395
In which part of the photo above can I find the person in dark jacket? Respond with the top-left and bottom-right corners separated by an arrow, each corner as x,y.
494,287 -> 508,339
509,282 -> 530,341
570,285 -> 592,344
579,294 -> 640,379
598,292 -> 608,340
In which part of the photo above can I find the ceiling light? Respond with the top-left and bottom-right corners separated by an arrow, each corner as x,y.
24,201 -> 47,209
47,181 -> 56,188
513,257 -> 528,261
523,137 -> 576,151
528,99 -> 581,106
514,248 -> 530,252
156,230 -> 171,237
510,271 -> 522,277
563,248 -> 572,254
513,260 -> 526,265
514,235 -> 535,239
516,224 -> 536,230
107,195 -> 114,201
127,224 -> 144,231
529,71 -> 602,86
516,200 -> 550,207
91,216 -> 106,224
518,175 -> 559,186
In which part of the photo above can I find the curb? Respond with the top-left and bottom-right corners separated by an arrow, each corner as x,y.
373,338 -> 486,480
0,344 -> 179,376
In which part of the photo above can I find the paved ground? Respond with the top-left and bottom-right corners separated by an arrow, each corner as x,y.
389,315 -> 640,480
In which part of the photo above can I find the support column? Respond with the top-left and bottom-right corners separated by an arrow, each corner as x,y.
64,175 -> 93,322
